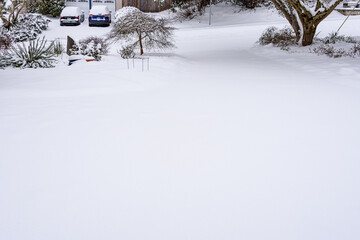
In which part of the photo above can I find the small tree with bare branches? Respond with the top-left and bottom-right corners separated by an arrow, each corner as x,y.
108,7 -> 175,55
270,0 -> 343,46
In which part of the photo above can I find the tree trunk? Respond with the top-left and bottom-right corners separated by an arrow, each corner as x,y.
139,32 -> 144,55
291,21 -> 301,43
301,25 -> 317,46
270,0 -> 343,47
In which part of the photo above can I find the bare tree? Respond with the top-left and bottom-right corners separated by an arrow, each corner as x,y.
270,0 -> 342,46
0,0 -> 29,30
108,7 -> 175,55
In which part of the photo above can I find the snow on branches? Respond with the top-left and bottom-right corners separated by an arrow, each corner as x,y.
270,0 -> 343,46
108,7 -> 175,56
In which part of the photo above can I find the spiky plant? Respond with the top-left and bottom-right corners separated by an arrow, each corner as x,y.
9,36 -> 57,68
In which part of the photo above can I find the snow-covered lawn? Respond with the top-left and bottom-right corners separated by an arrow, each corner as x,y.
1,5 -> 360,240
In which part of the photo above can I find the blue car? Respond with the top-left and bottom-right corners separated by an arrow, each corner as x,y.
89,5 -> 111,27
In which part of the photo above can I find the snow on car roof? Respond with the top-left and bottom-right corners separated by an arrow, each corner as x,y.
90,5 -> 109,15
61,7 -> 81,16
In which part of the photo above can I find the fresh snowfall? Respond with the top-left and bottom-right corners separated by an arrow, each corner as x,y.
1,3 -> 360,240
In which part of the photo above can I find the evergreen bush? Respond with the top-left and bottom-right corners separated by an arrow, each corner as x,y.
231,0 -> 266,9
29,0 -> 65,17
172,0 -> 210,20
0,13 -> 51,42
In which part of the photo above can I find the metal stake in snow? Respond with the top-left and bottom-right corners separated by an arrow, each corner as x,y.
209,0 -> 212,25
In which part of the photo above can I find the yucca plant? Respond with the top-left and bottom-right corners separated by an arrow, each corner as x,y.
9,36 -> 57,68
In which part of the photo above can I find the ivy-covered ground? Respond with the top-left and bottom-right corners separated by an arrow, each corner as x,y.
1,4 -> 360,240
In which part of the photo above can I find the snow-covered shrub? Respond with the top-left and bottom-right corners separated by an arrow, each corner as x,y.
349,43 -> 360,57
310,33 -> 360,58
321,32 -> 357,45
79,36 -> 109,55
12,13 -> 51,42
172,0 -> 210,20
28,0 -> 65,17
311,45 -> 347,58
109,7 -> 175,55
70,41 -> 102,61
231,0 -> 266,9
0,13 -> 51,42
311,42 -> 360,58
70,36 -> 108,61
3,37 -> 57,69
258,26 -> 296,50
174,4 -> 198,20
0,52 -> 13,69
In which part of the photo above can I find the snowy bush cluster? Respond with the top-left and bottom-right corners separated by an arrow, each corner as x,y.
109,7 -> 175,56
230,0 -> 267,9
172,0 -> 210,20
320,32 -> 357,45
70,37 -> 109,61
0,37 -> 58,69
311,34 -> 360,58
259,27 -> 360,58
258,26 -> 297,50
171,0 -> 265,20
0,13 -> 51,43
